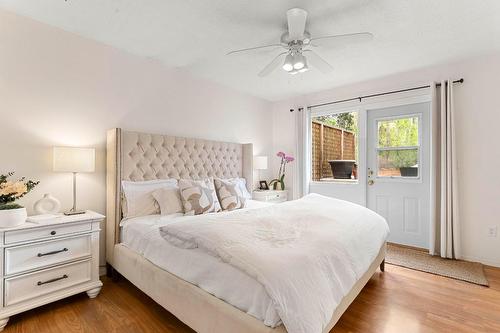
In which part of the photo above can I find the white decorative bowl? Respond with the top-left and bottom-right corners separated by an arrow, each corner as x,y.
0,207 -> 28,228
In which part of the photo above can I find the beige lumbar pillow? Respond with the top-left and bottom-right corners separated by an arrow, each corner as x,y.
121,179 -> 178,218
178,178 -> 221,215
214,178 -> 246,211
152,187 -> 184,215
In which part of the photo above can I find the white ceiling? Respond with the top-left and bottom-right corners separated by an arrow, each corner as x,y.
1,0 -> 500,101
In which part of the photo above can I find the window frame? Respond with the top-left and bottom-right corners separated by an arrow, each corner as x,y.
310,110 -> 360,184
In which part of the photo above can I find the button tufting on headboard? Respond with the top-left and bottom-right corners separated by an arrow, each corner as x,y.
121,131 -> 244,181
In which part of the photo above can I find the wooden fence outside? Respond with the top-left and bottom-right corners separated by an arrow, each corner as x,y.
312,121 -> 356,181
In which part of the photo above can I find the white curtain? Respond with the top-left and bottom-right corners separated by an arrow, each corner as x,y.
294,107 -> 310,199
430,81 -> 461,259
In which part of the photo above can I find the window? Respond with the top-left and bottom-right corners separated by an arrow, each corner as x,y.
311,112 -> 359,182
376,115 -> 420,178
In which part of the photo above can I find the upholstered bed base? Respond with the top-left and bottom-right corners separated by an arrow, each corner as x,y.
112,243 -> 386,333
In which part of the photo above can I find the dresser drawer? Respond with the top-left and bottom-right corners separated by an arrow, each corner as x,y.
5,235 -> 92,276
4,222 -> 92,245
4,259 -> 92,306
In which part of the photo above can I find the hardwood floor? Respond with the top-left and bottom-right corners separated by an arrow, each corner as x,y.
4,264 -> 500,333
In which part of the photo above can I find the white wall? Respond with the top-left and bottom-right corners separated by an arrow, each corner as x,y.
272,54 -> 500,267
0,10 -> 274,267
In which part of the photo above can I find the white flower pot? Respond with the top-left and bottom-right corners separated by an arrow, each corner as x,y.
0,207 -> 28,228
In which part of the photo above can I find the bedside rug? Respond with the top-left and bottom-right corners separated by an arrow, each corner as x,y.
386,244 -> 489,286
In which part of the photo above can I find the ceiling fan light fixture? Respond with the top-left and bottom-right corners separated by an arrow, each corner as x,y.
282,54 -> 294,72
289,69 -> 299,75
293,53 -> 305,70
298,57 -> 309,73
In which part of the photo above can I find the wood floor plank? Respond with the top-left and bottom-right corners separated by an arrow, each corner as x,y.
4,264 -> 500,333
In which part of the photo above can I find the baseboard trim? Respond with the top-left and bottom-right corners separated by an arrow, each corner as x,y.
99,266 -> 107,276
461,255 -> 500,268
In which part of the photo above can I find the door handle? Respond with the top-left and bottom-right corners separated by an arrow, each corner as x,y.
368,180 -> 375,186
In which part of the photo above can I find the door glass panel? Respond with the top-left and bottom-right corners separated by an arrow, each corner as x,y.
377,149 -> 419,177
376,115 -> 420,178
378,117 -> 419,147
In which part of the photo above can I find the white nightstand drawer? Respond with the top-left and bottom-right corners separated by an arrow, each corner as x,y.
253,190 -> 287,203
266,192 -> 287,202
4,222 -> 92,245
4,259 -> 92,306
5,235 -> 92,276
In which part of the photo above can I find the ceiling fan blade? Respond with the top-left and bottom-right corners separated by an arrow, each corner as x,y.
303,50 -> 333,73
287,8 -> 308,40
226,44 -> 283,56
258,52 -> 287,77
310,32 -> 374,48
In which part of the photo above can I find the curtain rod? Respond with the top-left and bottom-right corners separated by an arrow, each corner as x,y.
293,78 -> 464,112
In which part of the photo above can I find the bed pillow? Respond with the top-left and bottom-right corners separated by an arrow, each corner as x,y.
226,177 -> 252,199
178,178 -> 221,215
214,178 -> 247,211
122,179 -> 178,218
152,187 -> 184,215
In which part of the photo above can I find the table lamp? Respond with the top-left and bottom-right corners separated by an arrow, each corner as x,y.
254,156 -> 268,190
53,147 -> 95,215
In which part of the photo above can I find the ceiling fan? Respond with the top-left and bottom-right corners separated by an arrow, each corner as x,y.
226,8 -> 374,77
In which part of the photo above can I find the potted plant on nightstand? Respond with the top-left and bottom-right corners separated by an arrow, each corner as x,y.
0,172 -> 39,227
269,151 -> 294,190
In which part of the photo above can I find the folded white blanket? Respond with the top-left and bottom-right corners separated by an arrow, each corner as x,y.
159,193 -> 389,333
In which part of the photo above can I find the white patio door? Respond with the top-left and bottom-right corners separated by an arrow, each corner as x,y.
366,102 -> 431,248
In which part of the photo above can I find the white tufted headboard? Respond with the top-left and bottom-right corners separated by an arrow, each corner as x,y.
106,128 -> 253,264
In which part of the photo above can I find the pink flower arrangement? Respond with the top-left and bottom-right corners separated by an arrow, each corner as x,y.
269,151 -> 294,190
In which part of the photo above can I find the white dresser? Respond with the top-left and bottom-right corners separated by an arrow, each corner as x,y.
252,190 -> 288,203
0,211 -> 104,331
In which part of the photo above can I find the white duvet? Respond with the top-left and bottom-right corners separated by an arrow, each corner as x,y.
159,193 -> 389,333
120,200 -> 282,326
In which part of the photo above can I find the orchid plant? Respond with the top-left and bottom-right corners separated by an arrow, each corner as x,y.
0,172 -> 39,210
269,152 -> 294,190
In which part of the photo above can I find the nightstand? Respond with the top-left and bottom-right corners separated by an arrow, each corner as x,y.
0,211 -> 104,331
252,190 -> 288,203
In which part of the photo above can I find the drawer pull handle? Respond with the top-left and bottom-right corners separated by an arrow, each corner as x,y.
37,248 -> 68,257
50,231 -> 57,236
37,274 -> 68,286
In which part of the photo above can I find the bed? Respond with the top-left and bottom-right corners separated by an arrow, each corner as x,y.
106,128 -> 388,333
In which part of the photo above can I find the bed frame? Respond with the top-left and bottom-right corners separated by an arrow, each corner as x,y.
106,128 -> 386,333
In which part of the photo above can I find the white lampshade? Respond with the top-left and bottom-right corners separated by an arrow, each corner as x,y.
53,147 -> 95,173
254,156 -> 268,170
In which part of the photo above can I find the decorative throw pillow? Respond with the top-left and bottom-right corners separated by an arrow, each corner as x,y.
214,178 -> 246,211
226,177 -> 252,199
178,178 -> 221,215
121,179 -> 178,218
152,187 -> 184,215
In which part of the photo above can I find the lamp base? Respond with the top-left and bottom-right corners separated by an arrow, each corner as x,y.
63,210 -> 86,216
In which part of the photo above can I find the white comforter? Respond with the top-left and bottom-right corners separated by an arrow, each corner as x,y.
160,193 -> 389,333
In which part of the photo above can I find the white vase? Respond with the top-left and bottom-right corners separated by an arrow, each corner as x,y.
0,207 -> 28,228
33,193 -> 61,214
